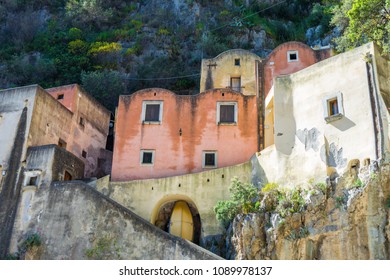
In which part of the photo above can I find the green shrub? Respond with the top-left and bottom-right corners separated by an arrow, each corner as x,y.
214,177 -> 259,225
353,178 -> 364,188
261,182 -> 279,193
315,182 -> 327,194
18,233 -> 42,255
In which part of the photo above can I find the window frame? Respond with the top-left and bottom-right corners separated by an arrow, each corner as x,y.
323,92 -> 344,123
216,101 -> 238,125
141,101 -> 163,124
202,151 -> 217,168
140,149 -> 155,166
230,77 -> 241,92
287,50 -> 299,62
23,170 -> 42,188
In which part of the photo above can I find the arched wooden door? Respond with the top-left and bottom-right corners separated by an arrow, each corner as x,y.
169,201 -> 194,241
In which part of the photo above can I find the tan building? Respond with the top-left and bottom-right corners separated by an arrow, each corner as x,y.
200,49 -> 261,96
0,84 -> 111,258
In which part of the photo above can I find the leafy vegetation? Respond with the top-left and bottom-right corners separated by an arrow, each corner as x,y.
1,232 -> 42,260
1,0 -> 387,112
214,177 -> 259,226
331,0 -> 390,54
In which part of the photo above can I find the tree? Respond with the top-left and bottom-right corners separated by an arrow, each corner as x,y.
81,69 -> 128,112
331,0 -> 390,54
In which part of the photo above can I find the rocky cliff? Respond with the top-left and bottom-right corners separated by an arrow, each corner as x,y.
226,163 -> 390,259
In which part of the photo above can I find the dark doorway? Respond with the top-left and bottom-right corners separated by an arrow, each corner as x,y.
64,171 -> 72,181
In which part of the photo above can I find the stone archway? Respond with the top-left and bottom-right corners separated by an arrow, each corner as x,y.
151,195 -> 201,244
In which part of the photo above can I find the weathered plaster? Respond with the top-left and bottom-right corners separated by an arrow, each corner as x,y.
200,49 -> 261,96
259,42 -> 390,186
112,88 -> 258,181
101,161 -> 253,239
10,145 -> 85,254
47,84 -> 111,177
15,181 -> 221,259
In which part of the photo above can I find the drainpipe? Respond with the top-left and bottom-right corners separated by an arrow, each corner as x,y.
256,59 -> 265,151
365,51 -> 385,161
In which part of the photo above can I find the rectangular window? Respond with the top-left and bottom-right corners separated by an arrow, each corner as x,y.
230,77 -> 241,92
140,150 -> 155,165
217,102 -> 237,125
323,92 -> 344,123
203,151 -> 217,168
234,58 -> 240,66
220,105 -> 235,123
82,150 -> 87,158
142,101 -> 163,124
328,98 -> 339,116
287,50 -> 299,62
57,94 -> 64,100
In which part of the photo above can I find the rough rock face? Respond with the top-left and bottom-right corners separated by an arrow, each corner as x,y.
228,163 -> 390,260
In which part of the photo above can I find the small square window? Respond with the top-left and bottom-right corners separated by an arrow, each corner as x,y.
203,151 -> 217,168
142,101 -> 163,124
57,94 -> 64,100
82,150 -> 87,158
217,102 -> 237,125
140,150 -> 155,165
323,92 -> 344,123
230,77 -> 241,92
287,50 -> 298,62
234,58 -> 240,66
28,176 -> 38,186
220,105 -> 235,123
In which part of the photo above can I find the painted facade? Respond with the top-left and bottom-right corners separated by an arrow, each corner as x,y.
111,88 -> 258,181
263,41 -> 332,148
47,84 -> 112,177
259,42 -> 390,185
200,49 -> 261,96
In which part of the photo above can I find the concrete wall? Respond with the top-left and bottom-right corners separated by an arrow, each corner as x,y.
0,85 -> 37,172
47,84 -> 111,177
12,181 -> 221,260
200,49 -> 261,96
112,88 -> 258,181
10,145 -> 84,253
258,42 -> 389,185
0,86 -> 36,257
263,41 -> 331,97
101,161 -> 253,239
28,87 -> 73,150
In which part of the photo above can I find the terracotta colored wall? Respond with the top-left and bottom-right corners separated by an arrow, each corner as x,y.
46,85 -> 111,177
47,85 -> 77,112
263,42 -> 331,97
112,88 -> 258,181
